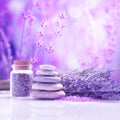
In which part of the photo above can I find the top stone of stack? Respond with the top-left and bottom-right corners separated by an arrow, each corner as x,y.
39,65 -> 56,71
34,64 -> 60,82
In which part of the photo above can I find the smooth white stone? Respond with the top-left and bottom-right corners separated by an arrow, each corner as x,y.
39,64 -> 56,71
32,83 -> 63,91
34,76 -> 61,83
30,90 -> 65,99
36,70 -> 59,76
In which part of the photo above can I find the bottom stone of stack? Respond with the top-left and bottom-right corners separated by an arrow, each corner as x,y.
30,90 -> 65,99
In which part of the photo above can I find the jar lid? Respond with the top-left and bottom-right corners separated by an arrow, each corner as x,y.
13,60 -> 31,65
12,60 -> 32,70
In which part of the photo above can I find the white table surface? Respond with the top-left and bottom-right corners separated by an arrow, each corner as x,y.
0,91 -> 120,120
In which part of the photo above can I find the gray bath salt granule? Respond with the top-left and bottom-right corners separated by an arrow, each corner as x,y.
11,73 -> 33,97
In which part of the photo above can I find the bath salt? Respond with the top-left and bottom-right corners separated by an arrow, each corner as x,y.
11,73 -> 33,97
10,60 -> 33,97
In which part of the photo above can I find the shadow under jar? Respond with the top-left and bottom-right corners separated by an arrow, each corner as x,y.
10,60 -> 33,97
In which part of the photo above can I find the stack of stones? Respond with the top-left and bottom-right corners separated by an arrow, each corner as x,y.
31,65 -> 65,99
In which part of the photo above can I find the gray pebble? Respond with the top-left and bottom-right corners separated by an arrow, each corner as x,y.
30,90 -> 65,99
32,83 -> 63,91
39,64 -> 56,71
36,70 -> 59,76
34,76 -> 61,83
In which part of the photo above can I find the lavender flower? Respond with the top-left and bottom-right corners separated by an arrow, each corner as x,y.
0,29 -> 13,80
19,0 -> 67,67
61,68 -> 120,100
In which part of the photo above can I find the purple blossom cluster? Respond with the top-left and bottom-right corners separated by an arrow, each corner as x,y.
19,0 -> 67,65
61,68 -> 120,100
9,0 -> 120,71
0,0 -> 16,80
1,0 -> 120,80
0,29 -> 13,80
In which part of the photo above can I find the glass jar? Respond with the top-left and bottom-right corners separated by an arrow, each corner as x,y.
10,60 -> 33,97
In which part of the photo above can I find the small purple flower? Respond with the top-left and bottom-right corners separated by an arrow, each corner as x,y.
37,31 -> 44,37
59,12 -> 66,20
35,40 -> 42,47
45,43 -> 54,53
30,56 -> 38,63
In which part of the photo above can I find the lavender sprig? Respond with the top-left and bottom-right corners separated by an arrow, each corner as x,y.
19,0 -> 33,58
61,68 -> 120,100
0,29 -> 13,79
